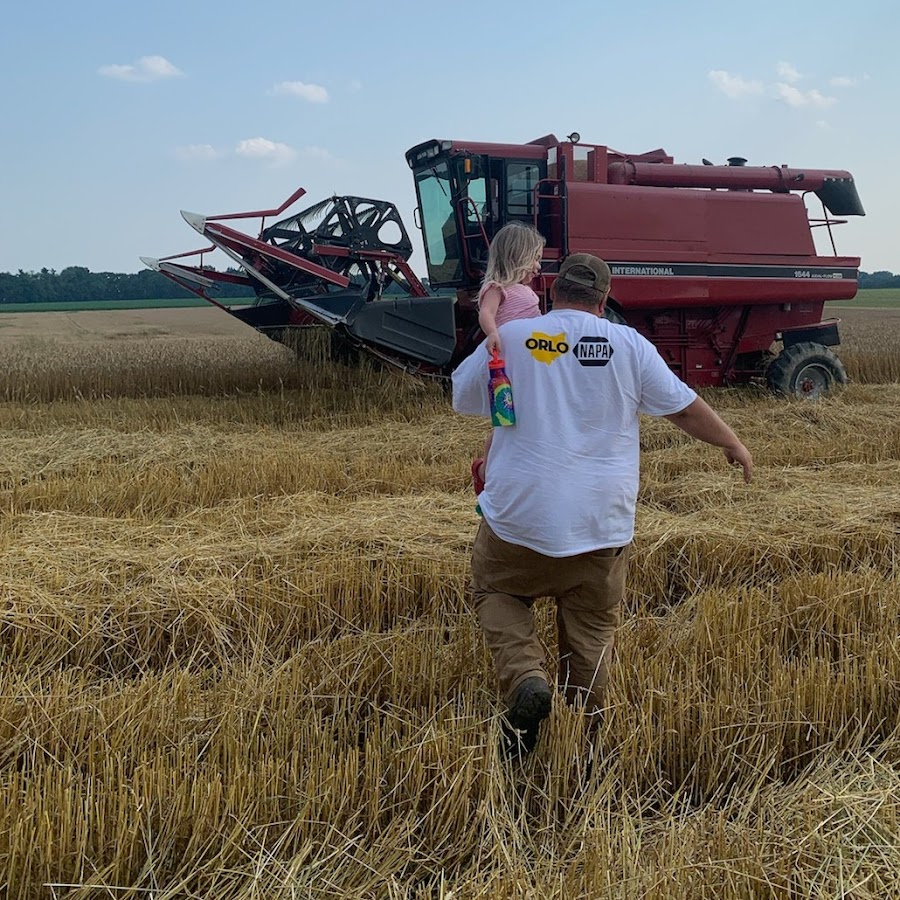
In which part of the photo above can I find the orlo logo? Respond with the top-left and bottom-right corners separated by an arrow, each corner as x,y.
526,332 -> 569,365
572,336 -> 614,367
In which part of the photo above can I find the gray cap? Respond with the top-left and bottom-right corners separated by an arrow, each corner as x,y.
558,253 -> 611,292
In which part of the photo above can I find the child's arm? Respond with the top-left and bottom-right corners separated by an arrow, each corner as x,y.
478,285 -> 503,353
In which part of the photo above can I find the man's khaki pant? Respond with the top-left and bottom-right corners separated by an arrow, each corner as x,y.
470,521 -> 629,716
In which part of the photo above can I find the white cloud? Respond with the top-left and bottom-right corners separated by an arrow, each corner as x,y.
99,55 -> 183,82
270,81 -> 329,103
235,137 -> 296,166
709,65 -> 851,114
776,61 -> 803,83
708,70 -> 764,99
775,83 -> 836,109
829,74 -> 868,88
174,144 -> 222,162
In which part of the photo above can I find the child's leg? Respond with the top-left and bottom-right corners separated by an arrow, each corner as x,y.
479,431 -> 493,485
472,431 -> 492,495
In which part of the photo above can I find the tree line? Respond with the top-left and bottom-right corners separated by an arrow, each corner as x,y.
0,266 -> 897,304
0,267 -> 254,304
859,271 -> 900,289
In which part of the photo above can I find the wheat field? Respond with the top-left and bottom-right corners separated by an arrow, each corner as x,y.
1,308 -> 899,899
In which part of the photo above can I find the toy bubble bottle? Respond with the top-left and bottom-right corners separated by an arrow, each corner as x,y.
488,349 -> 516,427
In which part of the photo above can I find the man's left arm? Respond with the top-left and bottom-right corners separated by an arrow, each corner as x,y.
451,343 -> 490,417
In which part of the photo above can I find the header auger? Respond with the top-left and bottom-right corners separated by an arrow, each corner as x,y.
144,133 -> 865,398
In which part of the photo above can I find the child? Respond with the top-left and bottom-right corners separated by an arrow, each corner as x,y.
472,222 -> 546,495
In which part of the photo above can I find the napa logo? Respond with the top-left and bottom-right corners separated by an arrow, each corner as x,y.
526,331 -> 569,365
572,336 -> 614,367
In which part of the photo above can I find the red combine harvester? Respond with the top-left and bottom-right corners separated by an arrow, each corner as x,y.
143,133 -> 865,397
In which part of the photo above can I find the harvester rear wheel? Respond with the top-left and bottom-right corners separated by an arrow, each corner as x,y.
766,341 -> 848,399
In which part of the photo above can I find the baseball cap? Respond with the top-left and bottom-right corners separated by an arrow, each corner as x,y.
558,253 -> 611,292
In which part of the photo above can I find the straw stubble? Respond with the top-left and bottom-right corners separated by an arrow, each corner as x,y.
1,321 -> 900,898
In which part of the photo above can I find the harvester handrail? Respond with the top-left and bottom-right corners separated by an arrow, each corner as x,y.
802,191 -> 847,256
531,177 -> 564,240
457,197 -> 491,279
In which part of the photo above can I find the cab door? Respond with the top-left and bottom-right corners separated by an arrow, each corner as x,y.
456,155 -> 547,281
456,154 -> 495,279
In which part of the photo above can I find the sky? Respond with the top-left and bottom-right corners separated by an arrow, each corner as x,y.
1,0 -> 897,276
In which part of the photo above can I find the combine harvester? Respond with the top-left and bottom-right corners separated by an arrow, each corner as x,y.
143,133 -> 865,398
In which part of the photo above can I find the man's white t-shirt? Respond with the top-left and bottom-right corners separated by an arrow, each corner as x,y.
452,308 -> 697,556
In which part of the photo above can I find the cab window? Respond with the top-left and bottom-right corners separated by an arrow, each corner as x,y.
506,162 -> 542,221
414,161 -> 462,284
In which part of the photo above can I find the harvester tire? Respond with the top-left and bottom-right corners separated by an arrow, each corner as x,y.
766,341 -> 848,399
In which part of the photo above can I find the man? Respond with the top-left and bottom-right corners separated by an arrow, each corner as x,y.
452,253 -> 752,752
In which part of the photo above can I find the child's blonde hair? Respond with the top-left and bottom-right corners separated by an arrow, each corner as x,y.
481,222 -> 546,293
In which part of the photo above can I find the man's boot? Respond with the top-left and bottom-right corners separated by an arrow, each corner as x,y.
502,676 -> 552,756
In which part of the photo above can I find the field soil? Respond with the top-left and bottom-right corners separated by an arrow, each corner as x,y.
0,305 -> 251,341
1,305 -> 899,899
834,305 -> 900,323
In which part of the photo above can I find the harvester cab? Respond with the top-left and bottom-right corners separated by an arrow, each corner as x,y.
407,137 -> 551,288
